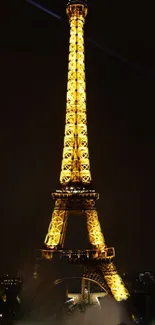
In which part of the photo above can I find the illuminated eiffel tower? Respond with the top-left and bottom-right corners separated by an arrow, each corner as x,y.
43,0 -> 129,303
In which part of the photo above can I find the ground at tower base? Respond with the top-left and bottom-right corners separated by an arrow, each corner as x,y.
1,268 -> 155,324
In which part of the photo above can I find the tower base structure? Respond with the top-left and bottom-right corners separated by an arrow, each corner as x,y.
34,253 -> 140,323
38,247 -> 128,303
43,186 -> 129,303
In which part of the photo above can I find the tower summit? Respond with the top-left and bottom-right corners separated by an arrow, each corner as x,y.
44,0 -> 129,302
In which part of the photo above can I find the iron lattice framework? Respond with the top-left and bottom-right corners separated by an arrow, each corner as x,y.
44,0 -> 129,302
60,1 -> 91,185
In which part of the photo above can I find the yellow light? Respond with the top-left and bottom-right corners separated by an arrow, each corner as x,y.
60,5 -> 91,185
86,206 -> 106,251
100,262 -> 129,301
44,199 -> 67,248
44,1 -> 130,303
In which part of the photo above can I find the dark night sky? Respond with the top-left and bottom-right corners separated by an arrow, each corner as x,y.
0,0 -> 155,274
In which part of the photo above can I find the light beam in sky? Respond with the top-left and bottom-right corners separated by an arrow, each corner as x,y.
25,0 -> 155,80
25,0 -> 61,20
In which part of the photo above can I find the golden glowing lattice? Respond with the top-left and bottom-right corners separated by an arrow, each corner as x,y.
100,262 -> 129,301
85,200 -> 106,251
60,4 -> 91,185
44,199 -> 68,249
84,263 -> 129,302
44,1 -> 130,303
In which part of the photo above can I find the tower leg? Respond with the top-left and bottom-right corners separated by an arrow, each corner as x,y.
99,262 -> 129,301
44,199 -> 68,249
85,206 -> 105,252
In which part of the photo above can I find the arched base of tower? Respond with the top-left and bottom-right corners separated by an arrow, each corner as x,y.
21,259 -> 137,325
31,254 -> 140,324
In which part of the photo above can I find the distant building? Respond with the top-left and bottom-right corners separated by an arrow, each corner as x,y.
124,271 -> 155,324
0,275 -> 23,325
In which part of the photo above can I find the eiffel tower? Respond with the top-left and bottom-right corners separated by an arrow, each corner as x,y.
43,0 -> 129,303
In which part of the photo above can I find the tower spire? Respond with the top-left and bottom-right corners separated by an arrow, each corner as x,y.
60,0 -> 91,185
